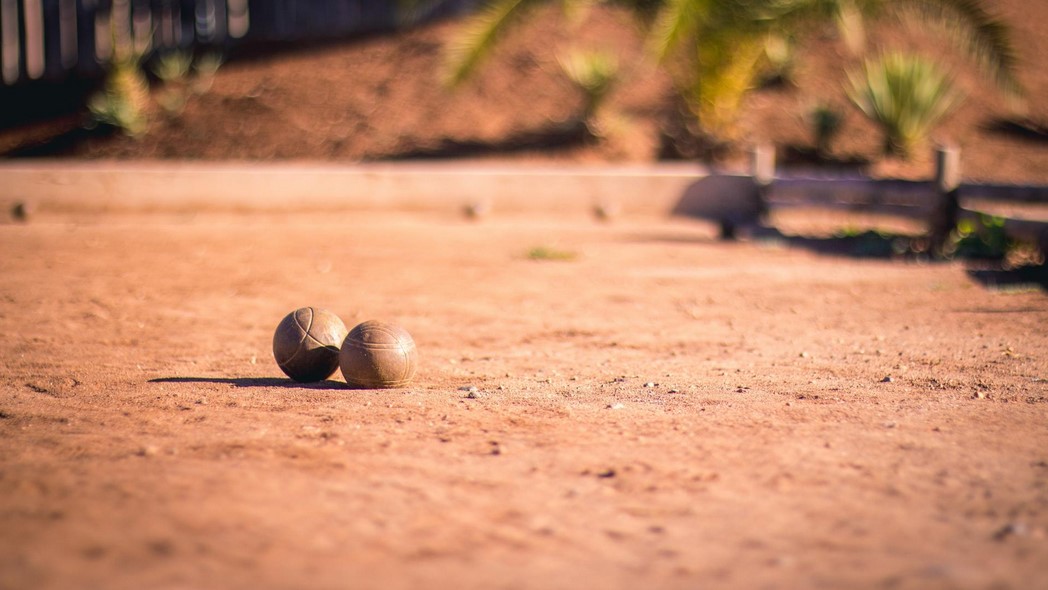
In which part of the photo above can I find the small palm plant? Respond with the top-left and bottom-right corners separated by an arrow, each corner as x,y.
847,52 -> 963,157
88,13 -> 152,137
152,50 -> 194,113
88,53 -> 151,137
191,52 -> 224,93
152,50 -> 193,83
151,50 -> 224,114
557,49 -> 619,133
446,0 -> 1021,149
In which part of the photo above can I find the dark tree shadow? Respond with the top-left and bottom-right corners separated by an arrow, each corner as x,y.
149,377 -> 349,390
982,117 -> 1048,143
377,119 -> 592,161
749,225 -> 932,259
779,144 -> 870,169
966,264 -> 1048,292
4,124 -> 106,158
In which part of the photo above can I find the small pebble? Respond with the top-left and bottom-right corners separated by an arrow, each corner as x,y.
644,382 -> 656,388
607,403 -> 625,410
593,201 -> 620,221
11,201 -> 32,222
993,522 -> 1028,541
881,376 -> 893,383
458,386 -> 479,393
463,200 -> 491,219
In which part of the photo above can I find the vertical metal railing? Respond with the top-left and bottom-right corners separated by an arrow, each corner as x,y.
0,0 -> 476,85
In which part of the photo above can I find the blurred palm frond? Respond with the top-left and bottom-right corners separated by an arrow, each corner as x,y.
443,0 -> 543,87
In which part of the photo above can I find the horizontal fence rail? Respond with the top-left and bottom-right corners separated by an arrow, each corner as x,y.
769,177 -> 938,219
673,145 -> 1048,254
0,0 -> 478,85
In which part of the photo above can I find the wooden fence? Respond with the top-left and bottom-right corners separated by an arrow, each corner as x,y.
674,145 -> 1048,257
0,0 -> 478,85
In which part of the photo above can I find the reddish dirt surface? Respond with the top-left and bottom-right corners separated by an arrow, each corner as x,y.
2,2 -> 1047,588
1,206 -> 1046,589
2,1 -> 1048,183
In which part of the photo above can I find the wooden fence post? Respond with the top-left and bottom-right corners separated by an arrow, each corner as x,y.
752,143 -> 775,189
727,142 -> 773,239
930,145 -> 961,256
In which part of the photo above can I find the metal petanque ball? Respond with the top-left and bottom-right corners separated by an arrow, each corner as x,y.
272,307 -> 348,383
340,320 -> 418,388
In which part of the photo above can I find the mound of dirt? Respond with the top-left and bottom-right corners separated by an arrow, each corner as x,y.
2,1 -> 1047,183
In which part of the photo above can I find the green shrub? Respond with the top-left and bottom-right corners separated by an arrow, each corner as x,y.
847,52 -> 963,157
151,50 -> 224,114
945,213 -> 1011,260
88,57 -> 151,137
557,49 -> 619,123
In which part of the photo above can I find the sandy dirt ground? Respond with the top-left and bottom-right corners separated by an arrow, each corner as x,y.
1,203 -> 1047,590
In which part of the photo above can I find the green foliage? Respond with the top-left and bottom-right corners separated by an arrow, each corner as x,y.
846,51 -> 963,157
648,0 -> 772,138
445,0 -> 1023,148
88,56 -> 151,138
761,32 -> 797,86
191,52 -> 224,93
557,49 -> 619,120
150,50 -> 224,115
443,0 -> 538,87
526,246 -> 578,261
899,0 -> 1023,105
152,50 -> 193,84
945,213 -> 1011,260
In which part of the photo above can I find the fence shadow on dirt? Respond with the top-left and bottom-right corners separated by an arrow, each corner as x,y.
149,377 -> 348,390
966,265 -> 1048,291
749,226 -> 928,259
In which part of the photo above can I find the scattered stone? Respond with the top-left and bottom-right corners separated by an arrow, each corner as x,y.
593,200 -> 621,222
800,351 -> 810,358
463,200 -> 491,220
596,468 -> 616,478
881,376 -> 894,383
11,201 -> 33,222
137,445 -> 159,457
606,403 -> 625,410
644,382 -> 656,388
993,522 -> 1028,541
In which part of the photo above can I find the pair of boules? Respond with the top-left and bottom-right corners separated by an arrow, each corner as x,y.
272,307 -> 417,388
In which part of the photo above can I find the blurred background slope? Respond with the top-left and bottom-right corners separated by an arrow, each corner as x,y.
0,0 -> 1045,184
